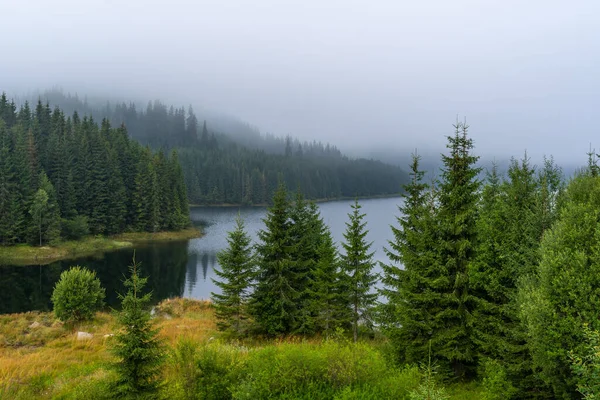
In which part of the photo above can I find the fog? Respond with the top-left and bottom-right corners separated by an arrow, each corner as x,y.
1,0 -> 599,169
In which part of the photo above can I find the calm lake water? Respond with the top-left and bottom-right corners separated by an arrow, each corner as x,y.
0,197 -> 402,314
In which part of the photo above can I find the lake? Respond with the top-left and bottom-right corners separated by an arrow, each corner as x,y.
0,197 -> 403,314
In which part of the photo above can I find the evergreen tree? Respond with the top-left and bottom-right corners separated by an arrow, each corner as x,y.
28,171 -> 60,245
132,147 -> 159,232
380,153 -> 440,364
211,216 -> 255,336
433,122 -> 481,378
112,258 -> 164,399
311,226 -> 344,336
250,183 -> 299,335
339,199 -> 377,342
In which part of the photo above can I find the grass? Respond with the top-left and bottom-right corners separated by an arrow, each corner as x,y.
0,298 -> 485,399
0,227 -> 202,266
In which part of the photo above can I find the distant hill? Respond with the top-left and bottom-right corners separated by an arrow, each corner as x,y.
21,89 -> 409,205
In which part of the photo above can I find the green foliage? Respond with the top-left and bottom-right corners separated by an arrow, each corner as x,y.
211,216 -> 255,336
408,343 -> 449,400
51,266 -> 105,323
480,359 -> 518,400
233,341 -> 400,399
520,173 -> 600,398
250,183 -> 300,335
380,152 -> 439,364
169,337 -> 201,400
339,199 -> 378,342
570,324 -> 600,399
0,94 -> 192,246
111,258 -> 164,399
432,122 -> 481,378
60,215 -> 90,240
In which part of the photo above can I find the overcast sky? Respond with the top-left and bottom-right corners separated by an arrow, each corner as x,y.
1,0 -> 599,167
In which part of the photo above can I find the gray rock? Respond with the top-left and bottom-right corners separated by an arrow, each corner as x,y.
76,331 -> 93,340
29,321 -> 41,329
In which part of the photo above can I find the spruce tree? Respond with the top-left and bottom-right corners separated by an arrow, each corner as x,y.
112,258 -> 164,399
250,183 -> 299,335
211,216 -> 255,336
380,153 -> 440,364
433,121 -> 481,378
339,199 -> 377,342
311,226 -> 344,336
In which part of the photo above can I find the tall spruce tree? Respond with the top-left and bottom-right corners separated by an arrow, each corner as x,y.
380,153 -> 440,364
250,183 -> 300,335
433,121 -> 481,378
211,216 -> 255,336
339,199 -> 377,342
311,226 -> 345,336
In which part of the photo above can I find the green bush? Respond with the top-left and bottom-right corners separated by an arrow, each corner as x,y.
480,359 -> 517,400
60,216 -> 90,240
232,341 -> 411,399
570,324 -> 600,399
51,266 -> 105,323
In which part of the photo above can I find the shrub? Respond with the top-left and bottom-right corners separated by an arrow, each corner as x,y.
51,266 -> 105,323
233,341 -> 398,399
60,216 -> 90,240
480,359 -> 517,400
570,324 -> 600,399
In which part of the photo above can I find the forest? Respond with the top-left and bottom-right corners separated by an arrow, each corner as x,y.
210,121 -> 599,399
0,93 -> 190,246
3,121 -> 600,399
23,90 -> 409,205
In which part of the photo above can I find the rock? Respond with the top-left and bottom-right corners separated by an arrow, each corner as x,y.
103,334 -> 114,338
163,313 -> 172,320
29,321 -> 41,329
77,331 -> 93,340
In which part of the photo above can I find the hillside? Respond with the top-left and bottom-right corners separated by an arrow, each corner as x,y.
22,89 -> 409,205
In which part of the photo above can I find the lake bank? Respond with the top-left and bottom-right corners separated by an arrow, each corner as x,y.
0,227 -> 203,266
189,193 -> 403,207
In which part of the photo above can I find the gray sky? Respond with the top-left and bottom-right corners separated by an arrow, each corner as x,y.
1,0 -> 599,167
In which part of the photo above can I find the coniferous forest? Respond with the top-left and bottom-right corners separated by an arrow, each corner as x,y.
0,93 -> 190,246
23,90 -> 409,205
210,121 -> 600,399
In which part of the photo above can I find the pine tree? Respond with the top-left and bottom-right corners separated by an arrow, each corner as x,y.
288,192 -> 321,335
380,153 -> 440,364
433,121 -> 481,378
211,216 -> 255,336
339,199 -> 378,342
311,226 -> 344,336
250,183 -> 299,335
112,257 -> 164,399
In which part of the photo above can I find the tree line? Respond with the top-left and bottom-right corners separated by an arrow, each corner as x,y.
27,89 -> 409,205
212,122 -> 600,398
0,93 -> 190,246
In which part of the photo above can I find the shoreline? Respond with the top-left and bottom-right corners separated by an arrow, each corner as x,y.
190,193 -> 403,208
0,227 -> 203,266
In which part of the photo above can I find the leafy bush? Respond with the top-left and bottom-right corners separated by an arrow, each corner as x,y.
232,340 -> 410,399
60,216 -> 90,240
570,324 -> 600,399
51,266 -> 105,323
480,359 -> 517,400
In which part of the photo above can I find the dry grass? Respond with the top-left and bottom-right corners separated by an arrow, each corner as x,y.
0,298 -> 216,398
